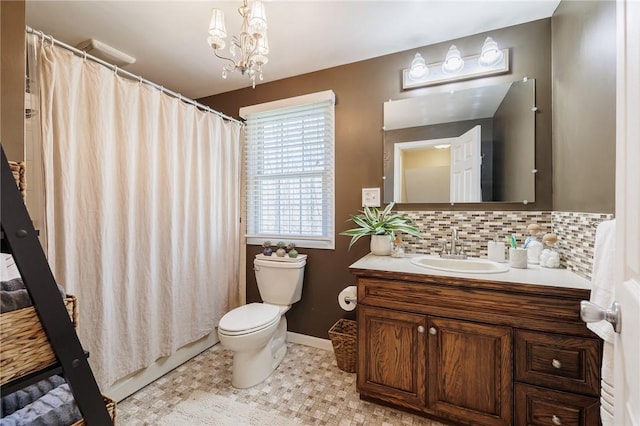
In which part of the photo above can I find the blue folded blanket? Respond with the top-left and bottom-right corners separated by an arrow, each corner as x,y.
0,383 -> 82,426
0,279 -> 24,292
1,375 -> 66,417
0,278 -> 67,314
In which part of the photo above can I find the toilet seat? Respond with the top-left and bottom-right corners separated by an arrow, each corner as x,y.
218,303 -> 280,336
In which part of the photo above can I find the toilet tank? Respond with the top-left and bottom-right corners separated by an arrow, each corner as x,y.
254,258 -> 306,305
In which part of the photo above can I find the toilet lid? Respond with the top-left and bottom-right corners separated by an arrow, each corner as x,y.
218,303 -> 280,333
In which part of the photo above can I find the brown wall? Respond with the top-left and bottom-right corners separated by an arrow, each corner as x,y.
199,19 -> 553,339
552,0 -> 616,213
1,0 -> 26,160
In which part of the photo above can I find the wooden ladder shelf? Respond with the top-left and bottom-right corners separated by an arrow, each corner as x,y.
1,146 -> 112,424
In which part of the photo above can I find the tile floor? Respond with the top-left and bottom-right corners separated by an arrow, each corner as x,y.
117,343 -> 449,425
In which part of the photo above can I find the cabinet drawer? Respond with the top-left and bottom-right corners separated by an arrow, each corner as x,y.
515,330 -> 601,396
515,383 -> 600,426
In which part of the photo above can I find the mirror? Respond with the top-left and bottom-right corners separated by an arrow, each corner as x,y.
383,78 -> 535,204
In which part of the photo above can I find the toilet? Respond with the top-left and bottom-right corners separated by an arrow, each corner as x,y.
217,255 -> 306,388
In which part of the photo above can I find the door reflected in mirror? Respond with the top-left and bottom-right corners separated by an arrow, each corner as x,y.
384,78 -> 536,204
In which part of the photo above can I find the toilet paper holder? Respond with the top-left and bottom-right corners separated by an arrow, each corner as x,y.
338,285 -> 358,311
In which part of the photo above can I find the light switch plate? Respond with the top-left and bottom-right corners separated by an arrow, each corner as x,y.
362,188 -> 380,207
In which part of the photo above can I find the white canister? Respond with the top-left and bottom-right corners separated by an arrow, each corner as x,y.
487,241 -> 506,263
509,248 -> 528,269
526,240 -> 543,265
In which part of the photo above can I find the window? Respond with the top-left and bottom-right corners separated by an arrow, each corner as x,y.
241,91 -> 335,250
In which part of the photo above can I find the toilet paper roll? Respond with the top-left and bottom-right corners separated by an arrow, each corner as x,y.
338,286 -> 357,311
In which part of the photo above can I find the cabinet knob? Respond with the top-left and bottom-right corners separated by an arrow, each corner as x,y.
417,326 -> 425,333
551,359 -> 562,369
429,327 -> 437,335
552,415 -> 563,425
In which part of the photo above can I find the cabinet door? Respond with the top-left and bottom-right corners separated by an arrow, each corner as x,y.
357,305 -> 427,407
427,316 -> 513,426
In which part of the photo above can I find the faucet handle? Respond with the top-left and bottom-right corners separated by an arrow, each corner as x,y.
440,239 -> 448,255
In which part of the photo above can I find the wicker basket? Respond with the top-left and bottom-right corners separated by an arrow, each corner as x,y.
328,319 -> 357,373
72,395 -> 117,425
8,160 -> 26,201
0,296 -> 78,385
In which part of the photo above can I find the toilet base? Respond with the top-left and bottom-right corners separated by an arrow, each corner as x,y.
231,317 -> 288,388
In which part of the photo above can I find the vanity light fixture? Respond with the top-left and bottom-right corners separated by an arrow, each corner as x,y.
402,36 -> 509,90
442,45 -> 464,74
208,0 -> 269,88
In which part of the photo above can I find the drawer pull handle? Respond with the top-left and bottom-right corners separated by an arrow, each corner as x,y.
429,327 -> 437,335
552,359 -> 562,369
417,326 -> 425,333
552,415 -> 563,425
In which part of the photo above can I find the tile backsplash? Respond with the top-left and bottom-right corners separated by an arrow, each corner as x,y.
397,210 -> 613,279
551,211 -> 614,279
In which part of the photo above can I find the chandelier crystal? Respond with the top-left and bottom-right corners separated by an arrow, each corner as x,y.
208,0 -> 269,88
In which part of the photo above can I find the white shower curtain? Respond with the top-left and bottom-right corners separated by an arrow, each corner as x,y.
37,39 -> 242,389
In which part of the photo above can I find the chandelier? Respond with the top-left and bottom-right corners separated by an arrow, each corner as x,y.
207,0 -> 269,88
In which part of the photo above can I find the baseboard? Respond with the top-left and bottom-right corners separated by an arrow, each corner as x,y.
104,332 -> 219,402
287,331 -> 333,352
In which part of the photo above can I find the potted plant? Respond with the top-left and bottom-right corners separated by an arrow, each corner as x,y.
340,202 -> 421,255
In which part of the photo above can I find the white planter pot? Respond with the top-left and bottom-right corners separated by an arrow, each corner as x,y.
370,234 -> 392,256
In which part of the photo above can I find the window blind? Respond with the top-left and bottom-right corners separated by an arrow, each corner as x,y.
242,91 -> 335,249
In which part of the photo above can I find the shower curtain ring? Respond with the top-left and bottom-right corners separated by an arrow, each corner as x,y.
83,51 -> 87,62
114,65 -> 118,75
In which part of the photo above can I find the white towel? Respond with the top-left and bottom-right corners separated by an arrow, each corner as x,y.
601,361 -> 615,425
588,219 -> 617,426
588,219 -> 617,343
0,254 -> 20,281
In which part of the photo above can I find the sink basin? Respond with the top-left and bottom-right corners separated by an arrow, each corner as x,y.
410,256 -> 509,274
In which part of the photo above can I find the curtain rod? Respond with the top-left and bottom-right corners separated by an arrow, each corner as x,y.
25,26 -> 244,127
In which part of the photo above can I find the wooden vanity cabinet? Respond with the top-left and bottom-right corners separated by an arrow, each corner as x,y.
353,270 -> 602,426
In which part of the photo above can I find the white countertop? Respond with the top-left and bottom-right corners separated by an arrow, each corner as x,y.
349,253 -> 592,291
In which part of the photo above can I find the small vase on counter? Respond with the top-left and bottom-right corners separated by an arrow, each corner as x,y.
391,236 -> 405,258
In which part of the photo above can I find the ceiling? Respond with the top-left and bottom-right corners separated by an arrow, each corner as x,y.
25,1 -> 560,100
384,81 -> 513,130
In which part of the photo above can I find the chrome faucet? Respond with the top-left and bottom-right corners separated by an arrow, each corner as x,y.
440,227 -> 467,259
451,227 -> 458,255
